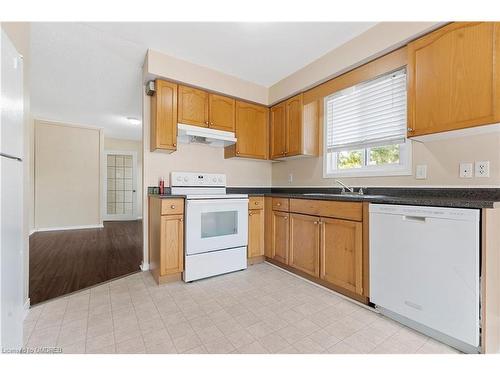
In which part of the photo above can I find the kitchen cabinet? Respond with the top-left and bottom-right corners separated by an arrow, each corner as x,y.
150,80 -> 178,152
270,94 -> 319,159
271,210 -> 289,264
248,197 -> 265,261
408,22 -> 500,137
149,196 -> 184,284
178,85 -> 209,127
225,101 -> 269,160
209,94 -> 235,132
270,103 -> 286,158
289,213 -> 320,277
320,217 -> 363,295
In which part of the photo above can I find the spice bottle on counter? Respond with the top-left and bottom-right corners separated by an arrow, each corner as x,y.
159,177 -> 165,195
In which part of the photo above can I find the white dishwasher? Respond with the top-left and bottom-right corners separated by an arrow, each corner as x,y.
369,204 -> 480,353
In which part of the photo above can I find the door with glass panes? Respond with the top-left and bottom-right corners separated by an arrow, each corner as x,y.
104,151 -> 137,220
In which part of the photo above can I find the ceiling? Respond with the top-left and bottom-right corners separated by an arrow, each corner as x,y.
30,22 -> 376,140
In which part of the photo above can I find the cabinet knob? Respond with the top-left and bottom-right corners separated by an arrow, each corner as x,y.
236,151 -> 240,154
249,213 -> 253,216
407,127 -> 414,132
180,218 -> 183,222
173,143 -> 176,147
205,121 -> 209,125
283,216 -> 288,220
170,205 -> 175,209
254,201 -> 259,205
314,221 -> 318,225
276,203 -> 281,206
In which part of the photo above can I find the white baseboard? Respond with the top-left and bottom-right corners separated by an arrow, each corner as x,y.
34,224 -> 104,233
23,298 -> 30,320
140,261 -> 149,271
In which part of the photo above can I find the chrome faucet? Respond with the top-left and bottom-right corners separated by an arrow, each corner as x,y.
335,179 -> 354,194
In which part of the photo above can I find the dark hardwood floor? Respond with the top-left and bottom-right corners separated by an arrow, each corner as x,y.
29,220 -> 143,305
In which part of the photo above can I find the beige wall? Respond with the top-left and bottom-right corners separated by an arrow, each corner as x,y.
145,49 -> 268,105
35,120 -> 103,229
273,132 -> 500,187
104,137 -> 143,217
2,22 -> 32,307
268,22 -> 441,104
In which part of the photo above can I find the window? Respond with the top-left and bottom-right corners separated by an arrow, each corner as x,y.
323,68 -> 411,177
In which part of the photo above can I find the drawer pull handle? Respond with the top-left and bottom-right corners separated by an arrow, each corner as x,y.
170,205 -> 176,209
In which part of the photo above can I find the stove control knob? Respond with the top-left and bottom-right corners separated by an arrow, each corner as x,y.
183,177 -> 188,183
212,177 -> 217,183
218,177 -> 223,183
176,176 -> 182,181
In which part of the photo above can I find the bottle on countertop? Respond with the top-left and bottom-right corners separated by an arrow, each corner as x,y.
159,176 -> 165,195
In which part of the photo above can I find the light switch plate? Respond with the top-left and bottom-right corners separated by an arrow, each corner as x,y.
415,164 -> 427,179
459,162 -> 473,178
475,161 -> 490,177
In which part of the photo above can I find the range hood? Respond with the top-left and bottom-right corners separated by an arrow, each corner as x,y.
177,123 -> 236,147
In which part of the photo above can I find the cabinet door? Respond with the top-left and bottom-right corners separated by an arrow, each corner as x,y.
151,80 -> 178,152
285,94 -> 303,156
270,103 -> 286,159
160,214 -> 184,276
248,209 -> 264,258
408,22 -> 500,136
320,217 -> 363,295
272,210 -> 289,264
209,94 -> 235,132
289,214 -> 320,277
178,85 -> 209,127
234,101 -> 269,159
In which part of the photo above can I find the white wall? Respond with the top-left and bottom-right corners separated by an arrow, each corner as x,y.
104,137 -> 143,218
35,120 -> 103,230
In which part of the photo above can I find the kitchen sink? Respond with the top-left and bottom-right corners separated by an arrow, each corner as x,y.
302,193 -> 386,199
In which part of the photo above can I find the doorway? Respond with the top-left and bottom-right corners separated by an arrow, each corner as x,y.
104,151 -> 138,221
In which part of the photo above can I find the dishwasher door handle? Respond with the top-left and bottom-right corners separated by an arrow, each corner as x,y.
403,215 -> 427,223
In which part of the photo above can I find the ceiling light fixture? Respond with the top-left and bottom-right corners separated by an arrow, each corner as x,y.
127,117 -> 141,126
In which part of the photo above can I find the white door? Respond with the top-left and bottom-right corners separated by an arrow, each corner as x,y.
103,151 -> 137,221
185,198 -> 248,255
0,30 -> 24,351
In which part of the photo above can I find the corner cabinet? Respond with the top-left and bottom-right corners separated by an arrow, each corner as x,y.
270,94 -> 319,159
149,197 -> 184,284
150,80 -> 178,152
225,101 -> 269,160
408,22 -> 500,137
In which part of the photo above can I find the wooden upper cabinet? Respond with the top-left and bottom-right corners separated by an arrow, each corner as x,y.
209,94 -> 235,132
285,94 -> 303,156
225,101 -> 269,159
160,214 -> 184,276
272,210 -> 289,264
150,80 -> 178,152
289,214 -> 320,277
320,217 -> 363,295
408,22 -> 500,137
178,85 -> 209,127
270,94 -> 318,160
270,103 -> 286,158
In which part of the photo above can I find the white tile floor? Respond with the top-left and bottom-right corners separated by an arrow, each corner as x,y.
23,263 -> 460,354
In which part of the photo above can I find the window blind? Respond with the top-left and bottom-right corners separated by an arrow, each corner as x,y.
325,68 -> 407,153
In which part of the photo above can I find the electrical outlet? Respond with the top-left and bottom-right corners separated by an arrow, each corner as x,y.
475,161 -> 490,177
288,173 -> 293,184
415,164 -> 427,180
459,162 -> 473,178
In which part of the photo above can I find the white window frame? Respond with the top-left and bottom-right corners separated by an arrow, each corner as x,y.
322,74 -> 412,178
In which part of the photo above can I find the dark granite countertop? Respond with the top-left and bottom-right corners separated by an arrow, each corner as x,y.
149,187 -> 500,209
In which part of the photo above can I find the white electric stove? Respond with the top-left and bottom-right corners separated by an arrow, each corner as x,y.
170,172 -> 248,282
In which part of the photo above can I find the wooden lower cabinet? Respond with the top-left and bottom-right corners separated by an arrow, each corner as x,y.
320,217 -> 363,295
289,213 -> 320,277
248,208 -> 264,258
149,197 -> 185,284
272,210 -> 289,264
160,214 -> 184,275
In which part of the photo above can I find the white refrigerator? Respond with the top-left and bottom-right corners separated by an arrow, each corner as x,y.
1,29 -> 24,351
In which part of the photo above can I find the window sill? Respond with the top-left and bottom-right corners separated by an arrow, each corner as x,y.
323,167 -> 412,178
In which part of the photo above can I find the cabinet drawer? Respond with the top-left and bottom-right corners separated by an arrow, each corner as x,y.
249,196 -> 264,210
289,199 -> 362,221
161,199 -> 184,215
272,198 -> 289,211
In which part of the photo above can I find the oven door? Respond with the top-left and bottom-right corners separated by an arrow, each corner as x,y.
185,198 -> 248,255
